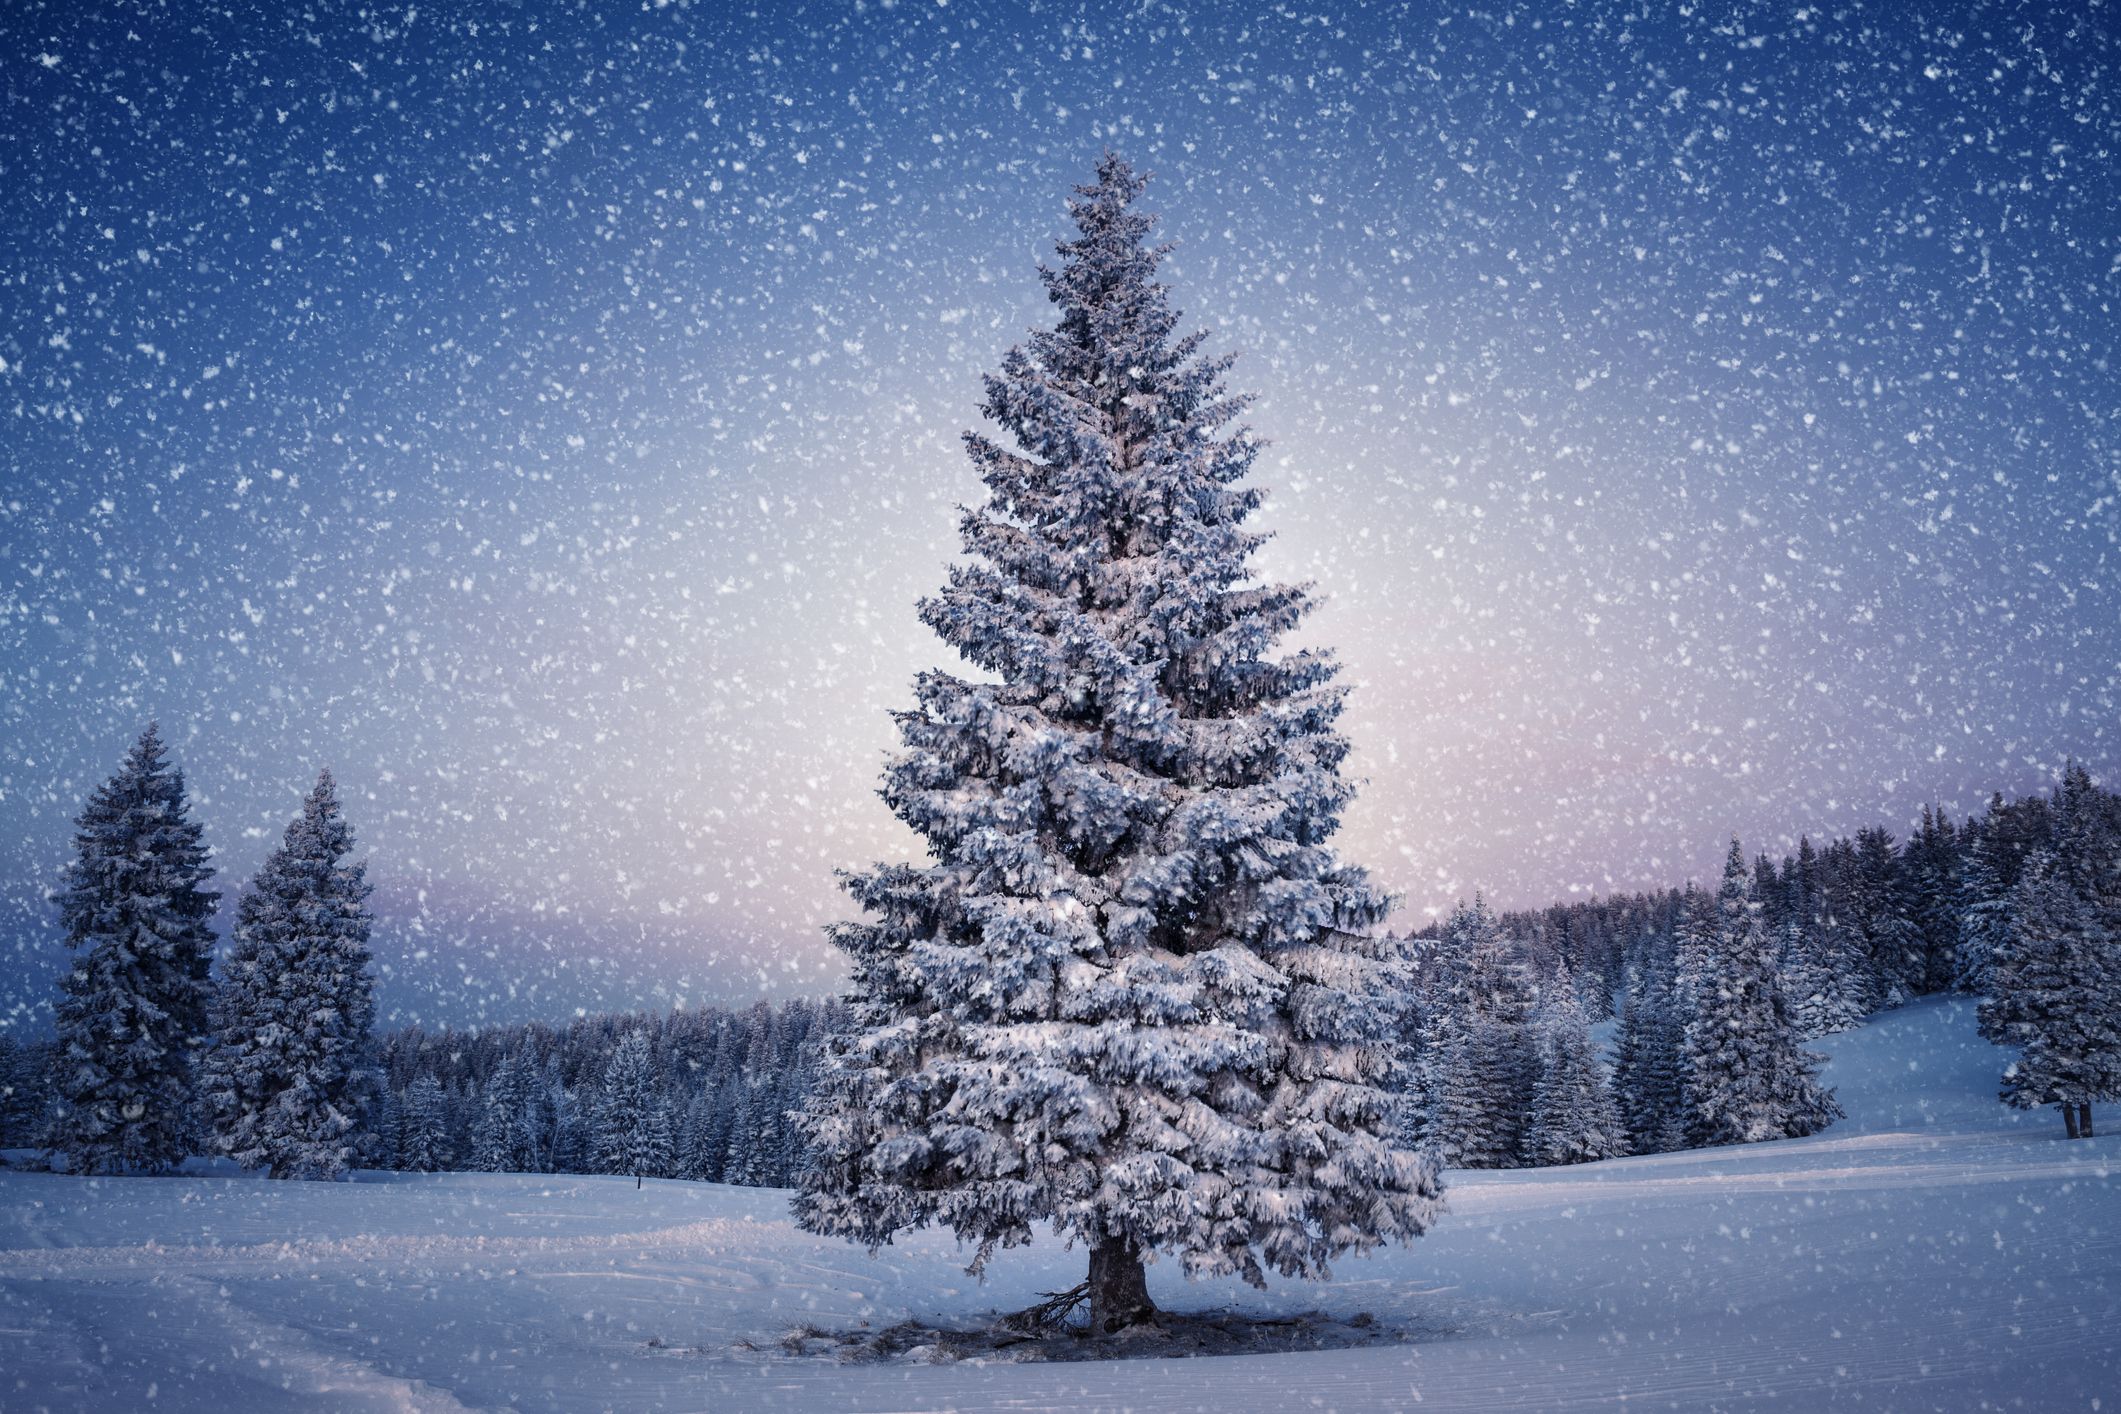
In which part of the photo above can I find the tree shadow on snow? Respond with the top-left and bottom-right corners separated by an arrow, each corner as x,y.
709,1305 -> 1446,1365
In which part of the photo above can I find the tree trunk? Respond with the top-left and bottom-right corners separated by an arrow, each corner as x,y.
2064,1103 -> 2081,1140
2077,1103 -> 2094,1139
1087,1235 -> 1156,1333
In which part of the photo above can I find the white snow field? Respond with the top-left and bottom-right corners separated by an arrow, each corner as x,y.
2,996 -> 2115,1413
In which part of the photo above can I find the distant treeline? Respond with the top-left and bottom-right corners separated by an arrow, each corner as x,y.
372,996 -> 847,1185
1427,780 -> 2087,1019
6,754 -> 2111,1176
1401,763 -> 2121,1164
2,997 -> 847,1189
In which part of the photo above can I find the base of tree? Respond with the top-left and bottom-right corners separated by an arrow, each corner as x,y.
1086,1235 -> 1157,1333
734,1307 -> 1414,1365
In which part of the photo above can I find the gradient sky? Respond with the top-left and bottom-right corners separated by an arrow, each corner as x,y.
2,0 -> 2116,1029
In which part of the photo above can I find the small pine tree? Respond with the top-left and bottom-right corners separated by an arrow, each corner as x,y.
1981,780 -> 2121,1141
399,1076 -> 451,1172
1955,826 -> 2012,995
1613,951 -> 1689,1156
199,769 -> 378,1180
471,1071 -> 519,1173
597,1031 -> 669,1187
1524,976 -> 1624,1166
48,725 -> 220,1175
0,1035 -> 38,1149
1853,827 -> 1922,1008
729,1080 -> 788,1186
1802,841 -> 1875,1036
721,1082 -> 760,1184
1612,922 -> 1691,1157
544,1078 -> 588,1176
676,1094 -> 717,1181
641,1099 -> 676,1183
1415,899 -> 1539,1168
372,1086 -> 404,1171
1905,806 -> 1963,995
1681,843 -> 1842,1147
471,1054 -> 540,1172
1669,883 -> 1719,1035
699,1084 -> 737,1183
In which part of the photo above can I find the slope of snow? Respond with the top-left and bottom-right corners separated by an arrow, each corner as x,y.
2,996 -> 2115,1412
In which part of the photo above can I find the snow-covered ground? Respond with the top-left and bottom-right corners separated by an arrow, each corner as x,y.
2,996 -> 2115,1412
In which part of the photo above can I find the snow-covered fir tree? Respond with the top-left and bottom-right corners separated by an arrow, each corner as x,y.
640,1102 -> 676,1184
1802,841 -> 1877,1036
371,1085 -> 404,1167
48,725 -> 220,1175
398,1076 -> 452,1172
1680,843 -> 1842,1147
1413,897 -> 1540,1168
1777,837 -> 1865,1039
768,1070 -> 807,1181
1395,927 -> 1457,1154
199,769 -> 378,1180
543,1077 -> 588,1176
1524,971 -> 1624,1166
469,1085 -> 510,1173
472,1055 -> 538,1173
693,1088 -> 737,1183
1979,766 -> 2121,1139
1611,937 -> 1688,1155
1955,823 -> 2013,995
721,1081 -> 768,1185
1669,883 -> 1719,1051
596,1030 -> 672,1187
1904,806 -> 1964,995
1774,840 -> 1828,1039
0,1035 -> 44,1149
676,1093 -> 720,1182
795,155 -> 1441,1330
1852,827 -> 1922,1008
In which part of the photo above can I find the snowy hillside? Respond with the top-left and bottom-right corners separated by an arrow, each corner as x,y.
2,995 -> 2113,1412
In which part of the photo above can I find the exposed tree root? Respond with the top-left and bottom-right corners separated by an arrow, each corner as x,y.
1001,1282 -> 1091,1333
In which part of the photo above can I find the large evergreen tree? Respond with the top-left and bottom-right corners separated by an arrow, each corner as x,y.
1680,842 -> 1842,1147
48,725 -> 219,1175
200,769 -> 378,1180
794,156 -> 1441,1331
